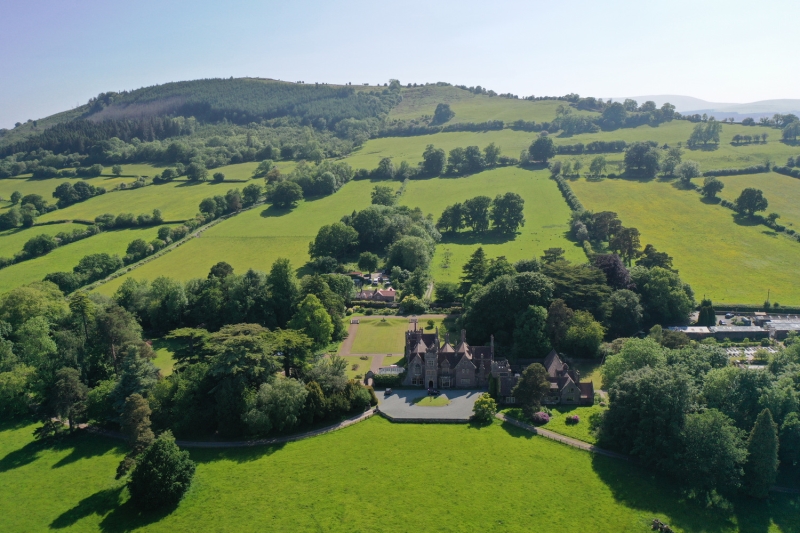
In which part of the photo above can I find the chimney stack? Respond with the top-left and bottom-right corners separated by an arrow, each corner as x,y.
461,329 -> 466,344
490,335 -> 494,358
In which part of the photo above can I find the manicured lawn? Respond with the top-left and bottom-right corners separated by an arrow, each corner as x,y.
341,355 -> 372,379
541,404 -> 607,445
1,417 -> 797,532
413,395 -> 451,406
570,176 -> 800,305
0,226 -> 170,294
399,166 -> 585,283
0,222 -> 85,258
570,359 -> 603,389
381,355 -> 405,366
350,318 -> 409,354
96,178 -> 378,295
151,338 -> 179,376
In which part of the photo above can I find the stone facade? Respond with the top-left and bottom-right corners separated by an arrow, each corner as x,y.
402,327 -> 492,389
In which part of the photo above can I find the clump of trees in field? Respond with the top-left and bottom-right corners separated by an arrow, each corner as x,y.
435,193 -> 525,234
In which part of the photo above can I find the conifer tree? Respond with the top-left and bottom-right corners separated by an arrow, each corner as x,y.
459,247 -> 487,296
744,408 -> 779,498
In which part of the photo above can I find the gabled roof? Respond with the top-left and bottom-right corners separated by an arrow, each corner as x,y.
439,342 -> 454,354
543,349 -> 564,377
414,339 -> 428,353
455,340 -> 470,355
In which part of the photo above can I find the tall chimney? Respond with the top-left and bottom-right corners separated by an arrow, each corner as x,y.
490,335 -> 494,358
461,329 -> 466,344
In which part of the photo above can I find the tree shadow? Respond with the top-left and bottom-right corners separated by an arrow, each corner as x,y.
259,205 -> 293,218
700,196 -> 722,205
0,439 -> 43,472
0,429 -> 125,473
687,144 -> 720,152
762,230 -> 779,237
732,213 -> 762,227
187,442 -> 287,465
439,230 -> 517,246
50,486 -> 125,529
498,420 -> 535,440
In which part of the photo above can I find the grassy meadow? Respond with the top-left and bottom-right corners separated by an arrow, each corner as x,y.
1,417 -> 797,532
96,178 -> 382,295
570,176 -> 800,305
0,226 -> 170,294
0,176 -> 138,210
398,166 -> 584,283
0,222 -> 86,258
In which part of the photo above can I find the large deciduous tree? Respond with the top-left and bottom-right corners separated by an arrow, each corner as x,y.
490,192 -> 525,233
735,188 -> 768,217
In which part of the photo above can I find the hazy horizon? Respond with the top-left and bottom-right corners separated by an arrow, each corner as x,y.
2,0 -> 799,129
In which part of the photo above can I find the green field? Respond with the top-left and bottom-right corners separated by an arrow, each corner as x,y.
399,166 -> 584,283
570,176 -> 800,305
96,178 -> 379,295
0,176 -> 137,210
350,318 -> 410,354
0,226 -> 170,293
0,222 -> 85,258
389,85 -> 594,124
341,355 -> 372,379
691,171 -> 800,231
37,180 -> 237,223
1,417 -> 796,532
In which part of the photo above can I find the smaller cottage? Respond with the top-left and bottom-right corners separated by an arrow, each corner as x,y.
356,287 -> 396,302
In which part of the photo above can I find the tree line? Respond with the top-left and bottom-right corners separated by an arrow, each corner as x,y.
435,193 -> 525,234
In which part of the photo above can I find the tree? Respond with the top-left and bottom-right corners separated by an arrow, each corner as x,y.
542,261 -> 611,319
609,227 -> 641,266
213,172 -> 225,182
111,165 -> 123,177
432,103 -> 455,125
601,337 -> 666,388
490,192 -> 525,233
563,310 -> 605,357
274,329 -> 314,377
624,142 -> 661,179
589,155 -> 607,177
512,305 -> 551,360
472,393 -> 497,423
242,378 -> 309,435
661,147 -> 683,176
434,281 -> 459,304
271,180 -> 303,208
675,409 -> 747,498
374,157 -> 396,180
208,261 -> 234,280
288,294 -> 333,349
546,299 -> 573,349
309,222 -> 358,260
675,160 -> 701,184
10,191 -> 21,205
743,409 -> 779,498
459,247 -> 488,296
387,236 -> 432,271
111,345 -> 159,413
701,176 -> 724,199
128,431 -> 196,509
45,367 -> 87,432
592,253 -> 633,290
511,363 -> 550,416
528,134 -> 556,163
735,188 -> 768,216
483,256 -> 515,285
463,196 -> 492,232
371,185 -> 395,206
697,298 -> 716,327
225,188 -> 242,212
242,183 -> 262,206
268,259 -> 298,328
630,266 -> 693,326
422,144 -> 446,176
635,244 -> 674,271
357,252 -> 380,274
186,161 -> 208,181
780,412 -> 800,467
436,203 -> 465,233
607,290 -> 643,338
484,143 -> 501,167
22,234 -> 58,258
117,393 -> 155,476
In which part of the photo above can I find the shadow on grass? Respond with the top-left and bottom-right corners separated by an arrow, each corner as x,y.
700,196 -> 722,205
50,485 -> 125,529
188,442 -> 287,465
732,213 -> 763,227
497,420 -> 535,440
0,429 -> 125,473
439,230 -> 517,246
259,204 -> 293,218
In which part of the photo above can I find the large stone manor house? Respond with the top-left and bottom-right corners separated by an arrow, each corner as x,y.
401,326 -> 594,405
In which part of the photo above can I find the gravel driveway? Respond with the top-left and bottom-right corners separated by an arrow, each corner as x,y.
378,389 -> 483,421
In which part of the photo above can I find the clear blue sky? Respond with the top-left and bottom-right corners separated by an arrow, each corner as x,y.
2,0 -> 798,128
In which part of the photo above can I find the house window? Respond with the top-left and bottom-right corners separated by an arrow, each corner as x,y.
461,379 -> 470,386
506,397 -> 516,404
566,397 -> 574,402
441,377 -> 450,388
427,359 -> 435,368
414,364 -> 421,376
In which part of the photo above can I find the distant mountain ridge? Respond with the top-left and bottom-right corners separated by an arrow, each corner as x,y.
609,95 -> 800,120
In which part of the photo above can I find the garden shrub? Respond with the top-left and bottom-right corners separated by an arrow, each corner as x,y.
531,411 -> 550,425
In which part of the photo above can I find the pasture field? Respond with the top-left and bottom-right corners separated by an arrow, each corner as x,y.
691,171 -> 800,230
37,180 -> 237,223
0,226 -> 169,294
0,176 -> 137,210
570,177 -> 800,305
96,178 -> 383,295
350,318 -> 409,354
390,85 -> 596,124
398,166 -> 584,284
0,222 -> 85,258
1,417 -> 796,532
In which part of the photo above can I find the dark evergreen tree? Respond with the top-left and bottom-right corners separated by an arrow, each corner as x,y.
743,408 -> 779,498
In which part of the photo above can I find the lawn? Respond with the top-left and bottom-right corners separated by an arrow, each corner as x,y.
0,226 -> 170,294
570,359 -> 603,389
398,166 -> 585,283
691,171 -> 800,231
341,355 -> 372,379
570,176 -> 800,305
381,355 -> 405,366
150,338 -> 179,376
1,417 -> 797,532
413,395 -> 451,406
0,222 -> 85,258
95,178 -> 378,295
505,404 -> 607,445
350,318 -> 409,354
